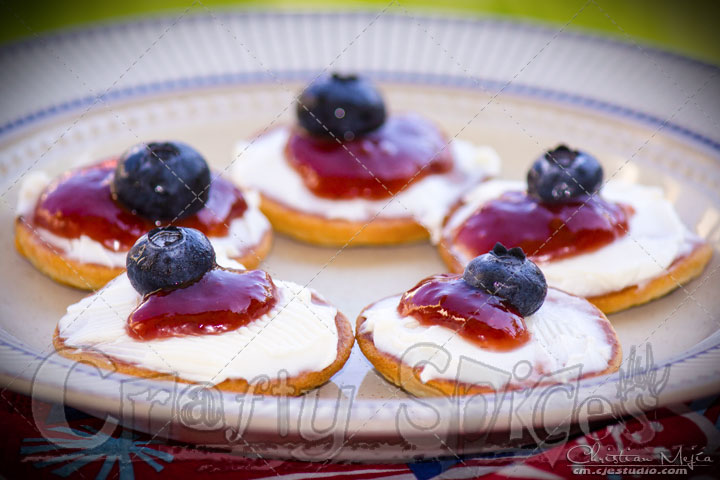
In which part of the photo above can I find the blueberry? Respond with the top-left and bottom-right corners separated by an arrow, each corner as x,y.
126,226 -> 215,295
112,141 -> 211,222
527,145 -> 603,204
463,243 -> 547,317
297,73 -> 386,140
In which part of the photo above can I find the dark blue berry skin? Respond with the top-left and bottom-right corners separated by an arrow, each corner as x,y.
126,226 -> 215,295
463,243 -> 547,317
297,73 -> 386,140
113,141 -> 211,222
527,145 -> 603,204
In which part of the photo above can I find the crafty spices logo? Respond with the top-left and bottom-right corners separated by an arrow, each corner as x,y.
25,339 -> 680,470
27,345 -> 357,465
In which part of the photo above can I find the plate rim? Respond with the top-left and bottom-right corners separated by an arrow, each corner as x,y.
1,10 -> 719,146
1,11 -> 719,441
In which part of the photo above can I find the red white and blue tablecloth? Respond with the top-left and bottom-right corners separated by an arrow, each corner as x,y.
2,391 -> 719,479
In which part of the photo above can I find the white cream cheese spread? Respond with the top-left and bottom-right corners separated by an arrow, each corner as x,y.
232,127 -> 501,241
58,269 -> 340,384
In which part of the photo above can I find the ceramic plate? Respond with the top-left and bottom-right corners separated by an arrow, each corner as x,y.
1,11 -> 719,461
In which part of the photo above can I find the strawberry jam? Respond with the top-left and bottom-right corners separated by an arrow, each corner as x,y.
286,114 -> 453,199
454,191 -> 631,262
127,268 -> 276,341
32,160 -> 247,251
398,274 -> 530,351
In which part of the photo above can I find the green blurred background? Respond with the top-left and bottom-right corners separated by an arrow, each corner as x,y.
1,0 -> 719,65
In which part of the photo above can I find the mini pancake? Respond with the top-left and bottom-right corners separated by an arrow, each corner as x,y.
233,76 -> 500,248
356,288 -> 622,397
54,284 -> 354,396
257,193 -> 428,247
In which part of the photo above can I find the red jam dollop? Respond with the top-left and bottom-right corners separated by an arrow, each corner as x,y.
454,191 -> 631,262
127,268 -> 276,341
32,160 -> 248,251
398,274 -> 530,351
286,114 -> 453,199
